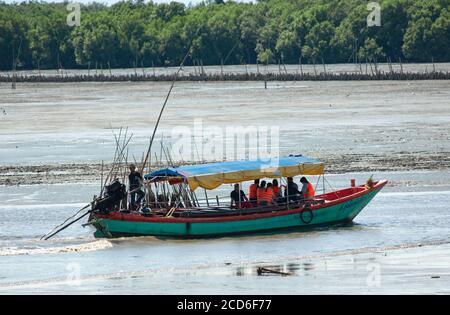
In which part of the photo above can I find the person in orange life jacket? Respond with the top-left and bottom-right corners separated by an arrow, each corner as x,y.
230,183 -> 249,208
272,179 -> 281,202
257,180 -> 267,206
248,179 -> 259,206
264,182 -> 275,205
299,177 -> 315,200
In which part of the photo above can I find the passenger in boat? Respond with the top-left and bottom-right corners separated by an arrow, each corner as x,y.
248,179 -> 259,205
230,183 -> 250,208
264,183 -> 275,205
128,164 -> 145,210
272,179 -> 281,197
271,179 -> 283,204
257,180 -> 266,206
299,177 -> 315,201
285,177 -> 300,203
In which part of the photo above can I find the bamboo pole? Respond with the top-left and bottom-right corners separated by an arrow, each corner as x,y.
11,38 -> 22,90
100,160 -> 104,195
139,32 -> 198,175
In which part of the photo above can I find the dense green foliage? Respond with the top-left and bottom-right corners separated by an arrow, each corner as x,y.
1,0 -> 449,70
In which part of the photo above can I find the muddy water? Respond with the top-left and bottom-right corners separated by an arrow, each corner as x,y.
0,80 -> 449,294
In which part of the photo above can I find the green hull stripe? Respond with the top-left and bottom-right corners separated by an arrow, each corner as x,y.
94,188 -> 380,238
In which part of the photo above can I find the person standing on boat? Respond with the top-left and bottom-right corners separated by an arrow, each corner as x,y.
128,164 -> 145,210
248,179 -> 259,206
230,183 -> 249,208
299,177 -> 315,201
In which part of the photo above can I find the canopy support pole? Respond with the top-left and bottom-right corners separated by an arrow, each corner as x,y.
238,183 -> 242,209
204,189 -> 210,207
314,174 -> 321,192
286,179 -> 290,210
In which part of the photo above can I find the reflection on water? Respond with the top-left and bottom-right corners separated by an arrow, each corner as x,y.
234,262 -> 316,277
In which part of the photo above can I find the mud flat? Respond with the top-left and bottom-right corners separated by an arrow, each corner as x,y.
1,151 -> 450,186
1,80 -> 449,185
1,79 -> 450,295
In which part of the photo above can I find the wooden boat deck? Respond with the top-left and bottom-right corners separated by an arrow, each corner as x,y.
106,183 -> 376,220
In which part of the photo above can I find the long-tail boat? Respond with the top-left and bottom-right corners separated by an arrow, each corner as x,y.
88,155 -> 387,238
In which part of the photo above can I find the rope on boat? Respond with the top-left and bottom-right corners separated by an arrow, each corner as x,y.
165,207 -> 176,218
323,176 -> 340,199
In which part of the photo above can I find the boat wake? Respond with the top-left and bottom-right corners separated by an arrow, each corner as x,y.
0,239 -> 113,257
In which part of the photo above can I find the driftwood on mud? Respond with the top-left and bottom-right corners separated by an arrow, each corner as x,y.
257,267 -> 292,276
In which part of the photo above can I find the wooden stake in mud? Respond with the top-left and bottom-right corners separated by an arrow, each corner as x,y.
299,56 -> 303,76
11,38 -> 22,90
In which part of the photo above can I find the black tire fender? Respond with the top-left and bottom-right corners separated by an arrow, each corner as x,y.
300,208 -> 314,224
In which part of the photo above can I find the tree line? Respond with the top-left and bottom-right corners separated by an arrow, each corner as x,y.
1,0 -> 449,71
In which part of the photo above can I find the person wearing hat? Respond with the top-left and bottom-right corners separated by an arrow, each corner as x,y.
128,164 -> 145,210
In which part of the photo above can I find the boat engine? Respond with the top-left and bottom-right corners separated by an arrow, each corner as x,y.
92,179 -> 127,213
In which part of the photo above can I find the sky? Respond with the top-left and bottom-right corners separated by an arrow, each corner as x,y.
1,0 -> 254,5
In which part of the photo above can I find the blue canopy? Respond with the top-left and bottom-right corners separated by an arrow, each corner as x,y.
144,155 -> 324,190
